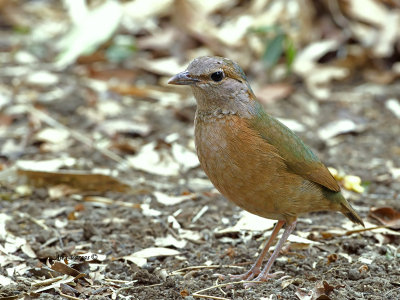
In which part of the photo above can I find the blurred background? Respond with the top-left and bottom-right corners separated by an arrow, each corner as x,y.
1,0 -> 399,190
0,0 -> 400,298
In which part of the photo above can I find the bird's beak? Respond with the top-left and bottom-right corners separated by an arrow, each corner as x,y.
168,71 -> 199,85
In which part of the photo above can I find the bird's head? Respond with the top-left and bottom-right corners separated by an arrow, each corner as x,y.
168,56 -> 258,117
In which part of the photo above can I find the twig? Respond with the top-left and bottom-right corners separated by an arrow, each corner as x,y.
216,278 -> 227,296
104,278 -> 137,284
192,205 -> 209,223
192,294 -> 230,300
346,225 -> 388,235
59,292 -> 81,300
192,280 -> 263,298
171,265 -> 244,275
19,212 -> 49,230
114,283 -> 163,298
385,286 -> 400,297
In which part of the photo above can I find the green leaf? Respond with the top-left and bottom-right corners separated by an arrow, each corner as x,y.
13,25 -> 30,34
284,36 -> 296,71
106,35 -> 136,62
262,32 -> 285,69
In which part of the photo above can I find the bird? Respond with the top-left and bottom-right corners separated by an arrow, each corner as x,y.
168,56 -> 364,284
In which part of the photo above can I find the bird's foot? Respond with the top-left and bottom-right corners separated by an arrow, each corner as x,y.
243,271 -> 286,288
228,267 -> 261,281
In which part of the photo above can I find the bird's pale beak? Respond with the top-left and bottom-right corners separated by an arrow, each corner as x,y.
168,71 -> 200,85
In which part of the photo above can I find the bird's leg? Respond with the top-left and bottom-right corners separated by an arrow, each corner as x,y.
229,220 -> 285,281
246,220 -> 297,286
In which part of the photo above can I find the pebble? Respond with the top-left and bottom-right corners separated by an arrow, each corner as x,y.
348,268 -> 360,280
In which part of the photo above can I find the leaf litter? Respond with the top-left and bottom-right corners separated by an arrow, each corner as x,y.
0,0 -> 400,299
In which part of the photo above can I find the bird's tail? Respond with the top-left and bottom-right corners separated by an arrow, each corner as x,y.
341,201 -> 364,227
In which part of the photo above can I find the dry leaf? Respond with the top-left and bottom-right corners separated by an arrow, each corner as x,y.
129,141 -> 180,176
217,211 -> 276,234
369,207 -> 400,229
17,169 -> 130,193
26,71 -> 59,86
293,39 -> 349,99
317,119 -> 363,140
51,261 -> 81,277
155,235 -> 187,249
277,118 -> 306,132
296,280 -> 341,300
0,274 -> 16,286
256,83 -> 293,105
123,247 -> 180,267
99,119 -> 152,137
153,191 -> 195,206
385,98 -> 400,119
56,0 -> 122,68
180,289 -> 189,297
327,253 -> 338,265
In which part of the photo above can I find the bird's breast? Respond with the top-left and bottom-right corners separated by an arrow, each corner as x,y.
194,113 -> 288,218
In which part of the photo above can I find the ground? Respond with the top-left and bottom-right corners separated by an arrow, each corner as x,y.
1,76 -> 399,299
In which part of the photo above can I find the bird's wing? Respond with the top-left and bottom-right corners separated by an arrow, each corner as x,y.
249,111 -> 340,192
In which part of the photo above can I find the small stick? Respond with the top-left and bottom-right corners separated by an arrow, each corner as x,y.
171,265 -> 244,275
104,278 -> 138,284
192,294 -> 230,300
192,280 -> 263,296
59,292 -> 81,300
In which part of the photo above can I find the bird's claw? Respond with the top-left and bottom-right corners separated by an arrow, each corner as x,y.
228,267 -> 261,281
243,271 -> 286,289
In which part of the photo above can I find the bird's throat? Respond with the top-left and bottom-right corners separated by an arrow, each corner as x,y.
191,86 -> 258,119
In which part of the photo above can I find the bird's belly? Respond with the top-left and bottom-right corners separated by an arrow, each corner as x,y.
195,115 -> 327,221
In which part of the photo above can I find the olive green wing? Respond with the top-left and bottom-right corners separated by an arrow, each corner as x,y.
250,109 -> 340,192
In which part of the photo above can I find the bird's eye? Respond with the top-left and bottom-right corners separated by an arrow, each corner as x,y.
210,71 -> 224,82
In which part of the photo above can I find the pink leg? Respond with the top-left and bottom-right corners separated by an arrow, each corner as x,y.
230,220 -> 285,281
248,221 -> 297,286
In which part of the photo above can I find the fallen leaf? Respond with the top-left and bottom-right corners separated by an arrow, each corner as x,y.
178,229 -> 203,243
17,158 -> 77,172
344,0 -> 400,57
293,39 -> 349,99
217,211 -> 276,233
99,119 -> 152,137
21,243 -> 36,258
277,118 -> 306,132
369,207 -> 400,229
35,128 -> 70,144
154,191 -> 195,206
385,98 -> 400,119
26,71 -> 59,86
123,247 -> 180,267
155,235 -> 187,249
16,169 -> 130,193
51,262 -> 81,277
327,253 -> 338,265
0,274 -> 16,286
171,143 -> 200,172
129,141 -> 180,176
180,289 -> 189,297
318,119 -> 364,140
56,0 -> 122,68
296,280 -> 341,300
256,83 -> 293,105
